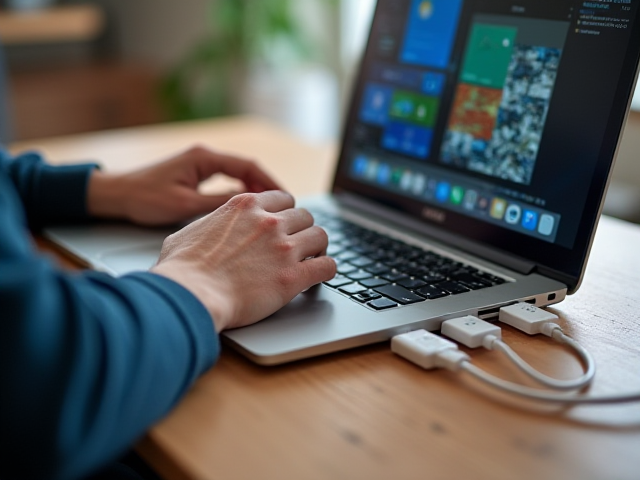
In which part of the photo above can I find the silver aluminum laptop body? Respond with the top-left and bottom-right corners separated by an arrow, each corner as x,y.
46,0 -> 640,365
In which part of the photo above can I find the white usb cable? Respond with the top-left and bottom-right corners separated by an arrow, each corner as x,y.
440,313 -> 596,391
392,329 -> 640,405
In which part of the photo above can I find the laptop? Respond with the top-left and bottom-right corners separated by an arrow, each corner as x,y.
46,0 -> 640,365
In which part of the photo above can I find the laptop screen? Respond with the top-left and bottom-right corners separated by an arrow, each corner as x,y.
334,0 -> 640,286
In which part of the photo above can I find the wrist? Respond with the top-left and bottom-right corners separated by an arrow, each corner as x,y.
151,261 -> 234,333
87,171 -> 128,220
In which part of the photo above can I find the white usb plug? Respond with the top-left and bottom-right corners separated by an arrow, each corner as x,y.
498,303 -> 560,336
440,315 -> 501,349
391,330 -> 469,371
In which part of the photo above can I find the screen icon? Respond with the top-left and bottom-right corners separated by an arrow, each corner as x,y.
391,168 -> 404,186
450,186 -> 465,205
436,182 -> 451,203
476,195 -> 490,212
463,190 -> 478,210
400,171 -> 414,191
505,204 -> 522,225
522,210 -> 539,231
538,214 -> 555,236
490,198 -> 507,219
412,173 -> 427,196
352,155 -> 368,178
365,160 -> 379,181
377,163 -> 391,185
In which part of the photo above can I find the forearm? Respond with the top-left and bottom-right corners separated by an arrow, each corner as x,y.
0,147 -> 98,228
0,174 -> 218,480
0,267 -> 218,480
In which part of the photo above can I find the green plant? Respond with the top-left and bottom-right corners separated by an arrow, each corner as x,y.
160,0 -> 322,121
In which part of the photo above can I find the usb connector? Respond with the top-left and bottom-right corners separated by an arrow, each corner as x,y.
498,303 -> 560,336
440,315 -> 501,349
391,330 -> 469,371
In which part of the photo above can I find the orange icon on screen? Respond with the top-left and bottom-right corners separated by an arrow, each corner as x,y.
490,198 -> 507,220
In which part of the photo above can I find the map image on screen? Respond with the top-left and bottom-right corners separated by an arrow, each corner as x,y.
441,19 -> 564,185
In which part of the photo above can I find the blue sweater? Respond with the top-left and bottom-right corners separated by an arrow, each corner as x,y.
0,148 -> 219,480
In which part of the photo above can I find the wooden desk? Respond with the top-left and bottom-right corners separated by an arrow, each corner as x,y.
13,117 -> 640,480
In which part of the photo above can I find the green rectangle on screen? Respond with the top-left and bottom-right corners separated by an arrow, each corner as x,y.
389,91 -> 440,127
460,24 -> 517,89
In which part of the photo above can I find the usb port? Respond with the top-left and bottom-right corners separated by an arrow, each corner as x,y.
477,306 -> 501,319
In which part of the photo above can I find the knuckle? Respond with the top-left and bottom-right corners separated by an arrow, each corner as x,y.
276,239 -> 295,254
257,215 -> 280,232
227,193 -> 258,210
276,268 -> 298,289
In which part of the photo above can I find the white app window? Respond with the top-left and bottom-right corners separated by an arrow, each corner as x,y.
366,161 -> 379,181
538,214 -> 555,236
400,171 -> 413,192
412,173 -> 426,196
505,204 -> 522,225
463,190 -> 478,210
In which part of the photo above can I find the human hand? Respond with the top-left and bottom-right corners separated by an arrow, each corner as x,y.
150,190 -> 336,332
87,146 -> 282,226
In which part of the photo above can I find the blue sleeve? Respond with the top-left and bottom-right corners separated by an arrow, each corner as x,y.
0,170 -> 219,479
0,146 -> 98,228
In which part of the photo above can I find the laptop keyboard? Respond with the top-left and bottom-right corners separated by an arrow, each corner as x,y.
313,211 -> 507,311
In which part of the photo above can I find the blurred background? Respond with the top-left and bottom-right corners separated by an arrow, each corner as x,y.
0,0 -> 638,222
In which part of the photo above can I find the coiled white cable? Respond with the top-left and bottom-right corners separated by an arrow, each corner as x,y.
391,329 -> 640,406
490,329 -> 596,390
440,314 -> 596,391
459,362 -> 640,404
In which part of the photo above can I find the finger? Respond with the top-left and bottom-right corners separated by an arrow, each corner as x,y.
290,226 -> 329,260
296,256 -> 337,289
277,208 -> 314,235
192,149 -> 283,191
255,190 -> 295,213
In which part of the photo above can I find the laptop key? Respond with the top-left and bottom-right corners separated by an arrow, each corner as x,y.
383,270 -> 409,282
359,277 -> 390,288
422,273 -> 446,284
350,256 -> 375,268
336,251 -> 359,261
368,298 -> 399,310
352,290 -> 382,303
324,275 -> 354,288
346,270 -> 374,281
451,273 -> 491,290
365,262 -> 390,275
327,244 -> 345,257
374,285 -> 426,305
336,262 -> 358,275
397,277 -> 427,290
415,286 -> 449,300
438,281 -> 471,295
339,283 -> 368,295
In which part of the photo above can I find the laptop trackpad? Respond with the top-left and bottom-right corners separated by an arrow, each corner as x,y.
97,242 -> 163,276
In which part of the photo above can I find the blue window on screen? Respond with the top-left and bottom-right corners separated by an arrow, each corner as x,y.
401,0 -> 464,70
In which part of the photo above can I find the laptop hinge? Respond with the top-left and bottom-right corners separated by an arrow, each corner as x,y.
335,192 -> 537,276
